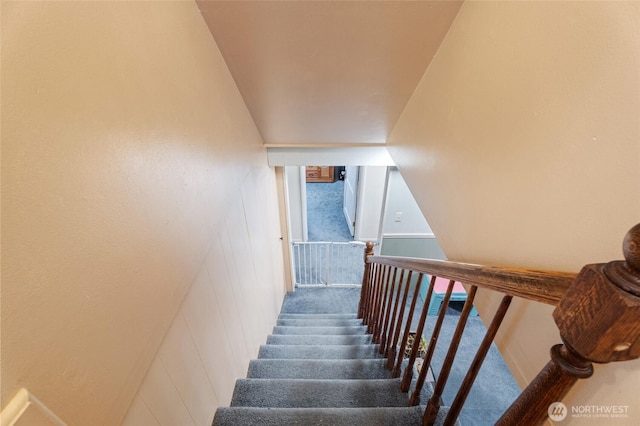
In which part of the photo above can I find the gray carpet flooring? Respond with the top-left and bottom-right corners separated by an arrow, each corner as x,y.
306,180 -> 353,242
214,406 -> 437,426
212,287 -> 520,426
280,287 -> 362,313
213,287 -> 434,426
421,302 -> 521,426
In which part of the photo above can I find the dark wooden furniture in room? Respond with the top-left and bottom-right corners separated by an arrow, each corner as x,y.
306,166 -> 335,183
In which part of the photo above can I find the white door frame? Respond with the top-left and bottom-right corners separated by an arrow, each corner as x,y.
343,166 -> 359,237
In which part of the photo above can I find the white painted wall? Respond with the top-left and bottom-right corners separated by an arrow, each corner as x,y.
381,168 -> 433,237
354,166 -> 387,242
2,2 -> 286,424
284,166 -> 306,242
378,168 -> 446,260
388,1 -> 640,423
283,165 -> 386,243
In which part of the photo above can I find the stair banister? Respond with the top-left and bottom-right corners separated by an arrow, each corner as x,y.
357,223 -> 640,426
497,223 -> 640,425
357,241 -> 374,319
362,256 -> 576,305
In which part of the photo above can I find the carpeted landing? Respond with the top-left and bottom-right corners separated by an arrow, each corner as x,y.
212,288 -> 453,426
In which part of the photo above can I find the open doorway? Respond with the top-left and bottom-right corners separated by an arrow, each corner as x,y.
300,165 -> 386,243
306,166 -> 352,242
343,166 -> 358,237
283,165 -> 386,286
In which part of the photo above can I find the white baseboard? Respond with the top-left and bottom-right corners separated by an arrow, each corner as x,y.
1,388 -> 66,426
382,233 -> 436,239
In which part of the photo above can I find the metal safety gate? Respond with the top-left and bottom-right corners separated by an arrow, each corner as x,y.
291,241 -> 366,287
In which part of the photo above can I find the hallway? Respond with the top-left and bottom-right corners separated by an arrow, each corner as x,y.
307,180 -> 353,242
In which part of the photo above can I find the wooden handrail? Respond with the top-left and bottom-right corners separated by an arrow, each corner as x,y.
366,255 -> 576,305
498,222 -> 640,424
358,223 -> 640,426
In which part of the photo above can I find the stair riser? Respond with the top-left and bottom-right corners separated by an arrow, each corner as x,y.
214,287 -> 456,426
273,326 -> 368,335
247,359 -> 392,380
258,344 -> 381,359
213,406 -> 427,426
230,378 -> 408,408
266,334 -> 372,346
278,313 -> 358,319
277,319 -> 364,327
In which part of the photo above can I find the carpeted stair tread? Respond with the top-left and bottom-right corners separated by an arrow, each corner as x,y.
278,313 -> 358,319
212,287 -> 470,426
277,318 -> 364,327
273,325 -> 367,335
258,344 -> 381,359
247,359 -> 393,379
230,378 -> 408,408
266,334 -> 372,345
279,288 -> 361,314
213,406 -> 432,426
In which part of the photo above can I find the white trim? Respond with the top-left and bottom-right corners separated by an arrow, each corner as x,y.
299,166 -> 308,242
1,388 -> 67,426
356,237 -> 380,243
352,166 -> 362,239
267,146 -> 395,166
382,233 -> 436,239
376,167 -> 391,250
265,143 -> 384,148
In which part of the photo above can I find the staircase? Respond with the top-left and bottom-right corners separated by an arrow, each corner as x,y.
213,224 -> 640,425
213,288 -> 450,426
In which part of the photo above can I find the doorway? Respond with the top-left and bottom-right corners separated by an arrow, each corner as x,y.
343,166 -> 359,237
306,166 -> 353,242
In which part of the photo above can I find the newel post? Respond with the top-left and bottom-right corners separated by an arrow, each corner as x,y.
497,224 -> 640,425
358,241 -> 375,319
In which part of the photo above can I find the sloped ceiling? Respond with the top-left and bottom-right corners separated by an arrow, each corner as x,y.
197,1 -> 462,145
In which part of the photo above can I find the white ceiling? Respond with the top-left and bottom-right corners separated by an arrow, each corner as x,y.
197,1 -> 462,145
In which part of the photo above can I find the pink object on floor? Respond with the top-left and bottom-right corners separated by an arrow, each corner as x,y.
427,276 -> 477,316
433,276 -> 467,294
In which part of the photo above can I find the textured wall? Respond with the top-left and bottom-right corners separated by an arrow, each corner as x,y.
121,167 -> 285,425
1,1 -> 284,424
388,1 -> 639,423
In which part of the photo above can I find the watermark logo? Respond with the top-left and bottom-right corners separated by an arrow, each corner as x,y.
549,402 -> 568,421
549,402 -> 630,422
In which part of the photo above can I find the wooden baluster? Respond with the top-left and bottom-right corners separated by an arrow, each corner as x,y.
423,286 -> 478,424
358,241 -> 375,320
370,263 -> 380,323
362,263 -> 372,325
384,269 -> 406,358
368,264 -> 384,334
365,263 -> 376,324
393,273 -> 425,378
498,223 -> 640,425
358,270 -> 368,320
401,275 -> 437,392
409,279 -> 456,406
495,344 -> 592,426
373,265 -> 390,342
364,263 -> 376,326
445,295 -> 513,424
379,267 -> 399,354
387,270 -> 413,370
374,265 -> 392,343
371,264 -> 385,332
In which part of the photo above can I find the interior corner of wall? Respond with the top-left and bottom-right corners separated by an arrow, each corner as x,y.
1,388 -> 67,426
